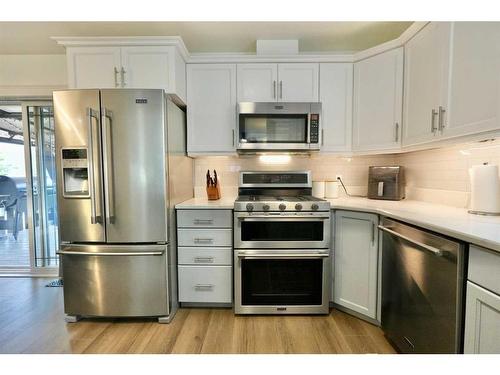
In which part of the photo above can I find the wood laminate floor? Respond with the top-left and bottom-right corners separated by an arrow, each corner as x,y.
0,277 -> 396,354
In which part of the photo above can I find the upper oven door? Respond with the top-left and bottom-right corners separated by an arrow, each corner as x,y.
234,211 -> 330,249
237,102 -> 321,151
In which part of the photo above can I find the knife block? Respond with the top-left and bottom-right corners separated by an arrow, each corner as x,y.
206,184 -> 221,200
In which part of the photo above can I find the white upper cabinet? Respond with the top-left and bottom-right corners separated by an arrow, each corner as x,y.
403,22 -> 451,147
237,63 -> 319,102
66,47 -> 122,89
277,63 -> 319,102
334,210 -> 379,320
319,63 -> 353,152
352,48 -> 403,152
443,22 -> 500,139
65,43 -> 186,103
187,64 -> 237,155
237,63 -> 278,102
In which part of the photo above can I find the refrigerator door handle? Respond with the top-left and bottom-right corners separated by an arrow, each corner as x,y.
87,108 -> 101,224
102,107 -> 115,224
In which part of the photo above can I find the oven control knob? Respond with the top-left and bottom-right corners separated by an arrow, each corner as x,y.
311,203 -> 319,211
295,203 -> 303,211
246,203 -> 254,212
263,204 -> 270,211
279,203 -> 287,211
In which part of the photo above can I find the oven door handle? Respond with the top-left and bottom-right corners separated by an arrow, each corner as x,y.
237,215 -> 330,221
237,252 -> 330,259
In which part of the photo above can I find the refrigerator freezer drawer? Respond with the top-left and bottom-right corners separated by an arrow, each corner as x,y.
61,245 -> 168,317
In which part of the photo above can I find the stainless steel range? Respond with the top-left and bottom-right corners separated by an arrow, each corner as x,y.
234,171 -> 331,315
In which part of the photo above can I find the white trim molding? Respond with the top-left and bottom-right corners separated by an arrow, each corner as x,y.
51,23 -> 427,65
52,36 -> 190,61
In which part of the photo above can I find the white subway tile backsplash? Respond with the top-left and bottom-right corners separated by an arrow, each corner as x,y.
193,139 -> 500,208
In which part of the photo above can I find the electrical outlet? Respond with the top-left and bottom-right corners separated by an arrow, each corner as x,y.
335,174 -> 343,181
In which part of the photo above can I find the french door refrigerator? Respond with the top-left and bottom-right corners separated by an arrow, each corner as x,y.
53,89 -> 193,323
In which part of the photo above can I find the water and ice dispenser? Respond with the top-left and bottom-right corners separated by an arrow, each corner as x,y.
61,148 -> 90,198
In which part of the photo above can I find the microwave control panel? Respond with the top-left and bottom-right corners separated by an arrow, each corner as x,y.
310,113 -> 320,143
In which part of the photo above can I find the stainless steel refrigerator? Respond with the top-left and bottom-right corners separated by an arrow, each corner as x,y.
53,89 -> 193,323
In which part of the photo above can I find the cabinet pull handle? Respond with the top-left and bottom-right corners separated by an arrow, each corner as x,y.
372,222 -> 375,245
120,67 -> 126,87
279,80 -> 283,99
431,109 -> 438,133
194,238 -> 214,243
193,219 -> 214,225
194,257 -> 214,263
273,80 -> 277,99
438,106 -> 446,131
232,129 -> 235,147
114,67 -> 119,87
321,129 -> 324,146
195,284 -> 214,291
395,122 -> 399,142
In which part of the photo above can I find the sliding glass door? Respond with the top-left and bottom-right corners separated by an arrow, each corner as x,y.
0,101 -> 58,274
24,104 -> 59,268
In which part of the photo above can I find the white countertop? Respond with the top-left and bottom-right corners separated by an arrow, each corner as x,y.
175,197 -> 236,209
176,196 -> 500,253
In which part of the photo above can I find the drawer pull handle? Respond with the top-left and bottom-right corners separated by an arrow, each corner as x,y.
193,219 -> 214,225
194,257 -> 214,263
194,284 -> 214,291
193,238 -> 214,243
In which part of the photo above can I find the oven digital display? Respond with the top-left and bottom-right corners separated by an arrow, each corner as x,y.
242,173 -> 308,184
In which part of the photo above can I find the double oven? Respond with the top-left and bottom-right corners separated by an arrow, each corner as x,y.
233,171 -> 331,314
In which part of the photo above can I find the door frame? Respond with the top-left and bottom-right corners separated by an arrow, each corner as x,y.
0,99 -> 58,276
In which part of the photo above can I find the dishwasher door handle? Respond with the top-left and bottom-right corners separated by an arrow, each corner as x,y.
378,225 -> 443,256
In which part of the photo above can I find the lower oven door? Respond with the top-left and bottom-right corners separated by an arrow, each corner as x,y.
234,212 -> 331,249
234,249 -> 330,314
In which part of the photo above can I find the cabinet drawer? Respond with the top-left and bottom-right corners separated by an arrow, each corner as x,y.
469,245 -> 500,295
178,247 -> 232,266
177,229 -> 232,247
178,265 -> 232,303
177,209 -> 232,228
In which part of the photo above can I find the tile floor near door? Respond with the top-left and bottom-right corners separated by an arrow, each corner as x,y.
0,278 -> 396,354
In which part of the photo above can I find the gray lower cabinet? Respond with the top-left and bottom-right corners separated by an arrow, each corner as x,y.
464,281 -> 500,354
464,245 -> 500,353
177,209 -> 232,305
333,210 -> 379,320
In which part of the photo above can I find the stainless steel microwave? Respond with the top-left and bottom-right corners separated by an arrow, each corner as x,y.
237,102 -> 322,152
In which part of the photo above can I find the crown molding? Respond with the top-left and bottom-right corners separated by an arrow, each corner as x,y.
186,52 -> 355,63
51,36 -> 190,61
51,23 -> 428,65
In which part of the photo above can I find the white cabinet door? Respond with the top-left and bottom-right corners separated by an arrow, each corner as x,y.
120,46 -> 171,89
353,48 -> 404,152
278,63 -> 319,102
319,63 -> 353,152
464,281 -> 500,354
443,22 -> 500,139
66,47 -> 121,89
334,210 -> 379,319
403,22 -> 451,147
237,63 -> 278,102
187,64 -> 237,154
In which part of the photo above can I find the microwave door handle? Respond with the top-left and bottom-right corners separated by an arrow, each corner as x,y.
101,108 -> 115,224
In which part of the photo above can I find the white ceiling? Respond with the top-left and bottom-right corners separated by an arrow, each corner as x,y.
0,22 -> 413,55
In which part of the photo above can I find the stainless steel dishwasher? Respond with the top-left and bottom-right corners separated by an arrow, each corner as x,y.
378,217 -> 466,354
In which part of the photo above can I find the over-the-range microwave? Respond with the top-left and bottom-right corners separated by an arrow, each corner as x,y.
237,102 -> 322,152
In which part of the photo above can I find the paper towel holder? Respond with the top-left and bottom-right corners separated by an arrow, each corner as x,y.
468,162 -> 500,216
